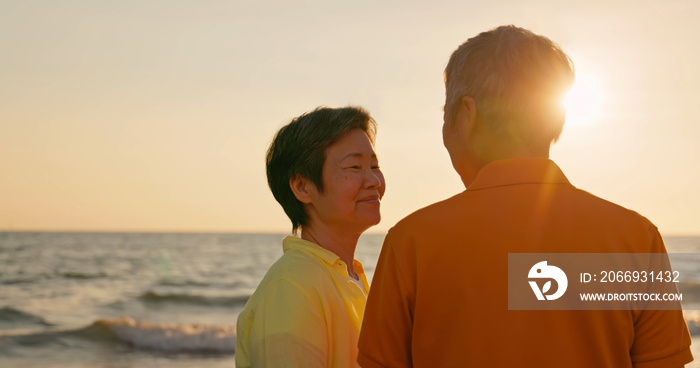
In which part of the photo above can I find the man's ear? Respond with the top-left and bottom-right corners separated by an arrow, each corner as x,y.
289,174 -> 314,204
454,96 -> 478,136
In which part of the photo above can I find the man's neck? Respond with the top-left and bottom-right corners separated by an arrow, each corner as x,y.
457,143 -> 550,187
486,138 -> 550,162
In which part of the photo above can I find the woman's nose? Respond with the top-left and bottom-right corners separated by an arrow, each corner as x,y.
365,168 -> 382,188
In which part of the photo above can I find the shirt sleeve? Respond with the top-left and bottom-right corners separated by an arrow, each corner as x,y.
630,225 -> 693,368
358,228 -> 415,367
247,279 -> 328,367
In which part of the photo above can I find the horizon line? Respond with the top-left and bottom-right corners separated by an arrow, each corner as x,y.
0,228 -> 698,237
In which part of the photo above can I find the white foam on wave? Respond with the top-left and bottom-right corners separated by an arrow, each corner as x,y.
102,317 -> 236,353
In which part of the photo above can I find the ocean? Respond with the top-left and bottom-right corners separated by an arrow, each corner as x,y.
0,232 -> 698,367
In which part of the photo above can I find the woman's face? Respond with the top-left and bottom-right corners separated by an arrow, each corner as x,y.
308,128 -> 386,233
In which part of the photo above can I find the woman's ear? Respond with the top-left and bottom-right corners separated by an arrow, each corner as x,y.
289,174 -> 314,204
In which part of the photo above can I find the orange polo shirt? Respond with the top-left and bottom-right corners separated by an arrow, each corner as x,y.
358,158 -> 692,368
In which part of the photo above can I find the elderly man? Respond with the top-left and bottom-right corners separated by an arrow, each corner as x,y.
357,25 -> 693,367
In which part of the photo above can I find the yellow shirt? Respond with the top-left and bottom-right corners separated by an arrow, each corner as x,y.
236,236 -> 369,367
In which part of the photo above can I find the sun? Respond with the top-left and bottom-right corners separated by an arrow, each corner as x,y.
564,72 -> 602,126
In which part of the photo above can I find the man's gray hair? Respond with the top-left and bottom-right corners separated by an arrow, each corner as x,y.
444,25 -> 575,145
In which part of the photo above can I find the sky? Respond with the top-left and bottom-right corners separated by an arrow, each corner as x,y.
1,0 -> 699,235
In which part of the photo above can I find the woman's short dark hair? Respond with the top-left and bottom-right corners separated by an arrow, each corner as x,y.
266,106 -> 377,233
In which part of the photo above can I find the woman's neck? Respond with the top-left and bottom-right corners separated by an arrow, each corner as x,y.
300,224 -> 360,279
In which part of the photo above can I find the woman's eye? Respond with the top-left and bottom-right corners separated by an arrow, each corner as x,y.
372,165 -> 380,170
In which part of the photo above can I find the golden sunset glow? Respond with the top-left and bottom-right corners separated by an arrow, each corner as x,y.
0,1 -> 699,235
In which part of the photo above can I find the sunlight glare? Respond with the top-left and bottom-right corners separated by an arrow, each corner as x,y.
564,72 -> 602,126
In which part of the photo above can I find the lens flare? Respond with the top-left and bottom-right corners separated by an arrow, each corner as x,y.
564,72 -> 602,126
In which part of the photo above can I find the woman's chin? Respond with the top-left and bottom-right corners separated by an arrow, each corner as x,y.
326,211 -> 381,234
358,213 -> 382,229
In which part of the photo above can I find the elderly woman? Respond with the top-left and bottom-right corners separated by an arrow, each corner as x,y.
235,106 -> 386,367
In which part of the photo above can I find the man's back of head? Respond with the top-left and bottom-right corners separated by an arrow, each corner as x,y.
444,25 -> 574,147
442,25 -> 575,185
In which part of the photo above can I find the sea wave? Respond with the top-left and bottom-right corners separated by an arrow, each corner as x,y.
0,312 -> 696,360
678,281 -> 700,303
57,270 -> 109,280
138,290 -> 249,306
0,306 -> 53,328
157,278 -> 212,287
100,317 -> 236,353
684,310 -> 700,336
156,278 -> 244,289
1,317 -> 236,354
0,275 -> 43,285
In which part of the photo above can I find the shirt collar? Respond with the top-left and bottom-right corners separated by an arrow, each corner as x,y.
283,235 -> 341,266
282,236 -> 366,273
467,157 -> 570,191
